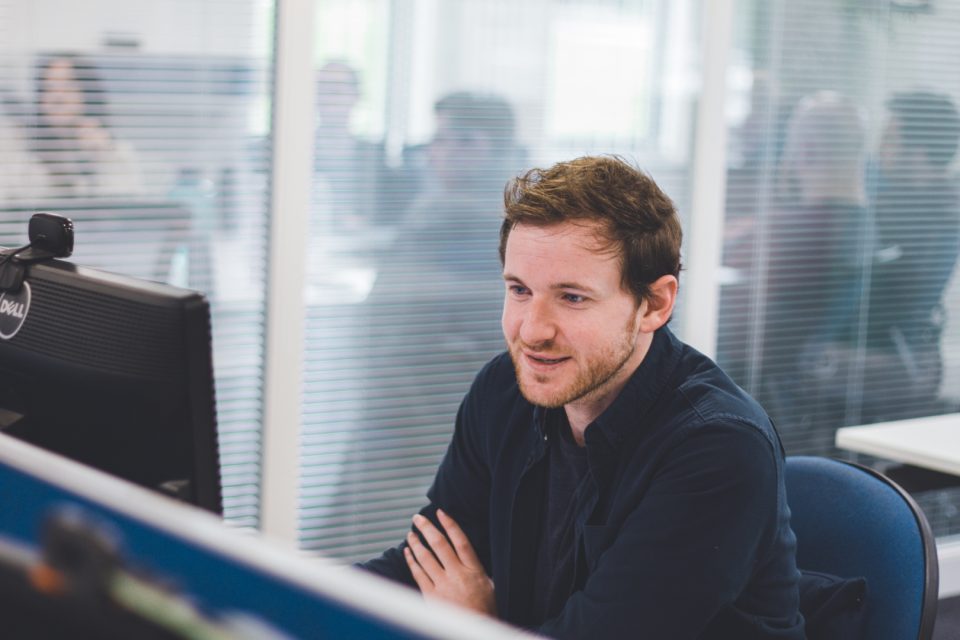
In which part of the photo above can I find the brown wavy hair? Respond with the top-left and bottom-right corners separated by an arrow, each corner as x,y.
499,155 -> 682,304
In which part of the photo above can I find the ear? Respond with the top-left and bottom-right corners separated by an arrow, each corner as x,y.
637,275 -> 678,333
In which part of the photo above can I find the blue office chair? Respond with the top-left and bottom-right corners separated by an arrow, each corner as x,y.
785,456 -> 939,640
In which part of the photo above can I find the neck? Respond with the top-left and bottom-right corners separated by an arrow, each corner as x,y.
564,404 -> 601,447
563,332 -> 654,446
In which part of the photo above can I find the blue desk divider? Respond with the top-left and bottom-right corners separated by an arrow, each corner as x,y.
0,433 -> 531,640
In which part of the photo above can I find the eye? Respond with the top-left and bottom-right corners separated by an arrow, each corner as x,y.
508,284 -> 529,297
562,293 -> 586,304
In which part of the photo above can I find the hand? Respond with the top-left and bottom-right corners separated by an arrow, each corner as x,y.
75,116 -> 113,152
404,509 -> 496,616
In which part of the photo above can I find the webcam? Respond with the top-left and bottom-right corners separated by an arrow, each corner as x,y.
28,213 -> 74,258
0,213 -> 75,292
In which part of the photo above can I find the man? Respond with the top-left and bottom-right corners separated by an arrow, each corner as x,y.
344,92 -> 518,553
759,92 -> 872,452
385,92 -> 518,290
863,91 -> 960,421
400,91 -> 520,234
312,60 -> 390,229
362,156 -> 804,638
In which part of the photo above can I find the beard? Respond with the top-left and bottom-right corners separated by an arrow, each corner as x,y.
508,319 -> 639,409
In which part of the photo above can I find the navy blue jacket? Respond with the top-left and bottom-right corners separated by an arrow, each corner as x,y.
362,328 -> 805,639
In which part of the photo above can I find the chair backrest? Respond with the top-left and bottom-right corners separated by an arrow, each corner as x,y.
785,456 -> 939,640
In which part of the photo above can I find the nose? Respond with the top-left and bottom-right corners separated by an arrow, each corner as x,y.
518,297 -> 557,347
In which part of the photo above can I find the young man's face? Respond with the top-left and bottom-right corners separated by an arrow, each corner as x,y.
501,220 -> 652,410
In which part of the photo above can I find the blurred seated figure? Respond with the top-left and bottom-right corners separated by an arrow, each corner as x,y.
757,91 -> 872,453
316,93 -> 521,554
31,53 -> 144,198
374,88 -> 521,412
716,71 -> 781,385
0,102 -> 51,203
862,91 -> 960,421
312,60 -> 392,232
397,91 -> 521,275
375,91 -> 519,365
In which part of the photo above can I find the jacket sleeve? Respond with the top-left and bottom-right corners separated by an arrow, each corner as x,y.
539,422 -> 796,639
356,366 -> 493,587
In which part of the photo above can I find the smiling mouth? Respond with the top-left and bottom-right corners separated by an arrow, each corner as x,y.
526,353 -> 570,366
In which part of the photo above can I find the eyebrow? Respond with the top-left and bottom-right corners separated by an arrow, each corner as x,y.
552,282 -> 599,295
502,273 -> 599,296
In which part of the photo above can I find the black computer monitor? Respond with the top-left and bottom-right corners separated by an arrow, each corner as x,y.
0,251 -> 222,515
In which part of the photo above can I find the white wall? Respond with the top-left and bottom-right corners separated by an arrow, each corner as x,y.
1,0 -> 272,55
0,0 -> 273,94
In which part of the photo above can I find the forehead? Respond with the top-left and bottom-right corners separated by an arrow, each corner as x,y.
43,60 -> 77,82
503,221 -> 621,281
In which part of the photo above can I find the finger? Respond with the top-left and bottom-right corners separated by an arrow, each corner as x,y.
437,509 -> 483,569
404,546 -> 434,592
412,514 -> 460,569
406,530 -> 445,577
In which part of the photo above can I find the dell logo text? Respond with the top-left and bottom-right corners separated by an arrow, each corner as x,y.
0,281 -> 31,340
0,299 -> 25,319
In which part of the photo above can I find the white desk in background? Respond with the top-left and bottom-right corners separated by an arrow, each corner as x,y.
835,413 -> 960,476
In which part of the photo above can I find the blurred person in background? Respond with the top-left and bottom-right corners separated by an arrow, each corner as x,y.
312,60 -> 392,232
0,101 -> 51,203
399,91 -> 522,254
31,53 -> 144,198
332,93 -> 522,549
716,72 -> 796,387
862,91 -> 960,421
758,91 -> 872,452
373,90 -> 521,378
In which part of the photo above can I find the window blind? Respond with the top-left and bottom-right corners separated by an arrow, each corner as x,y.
718,0 -> 960,535
0,0 -> 275,528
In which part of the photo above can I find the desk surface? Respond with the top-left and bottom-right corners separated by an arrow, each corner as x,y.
835,413 -> 960,476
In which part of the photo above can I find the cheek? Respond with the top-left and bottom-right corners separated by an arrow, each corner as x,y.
500,299 -> 516,338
